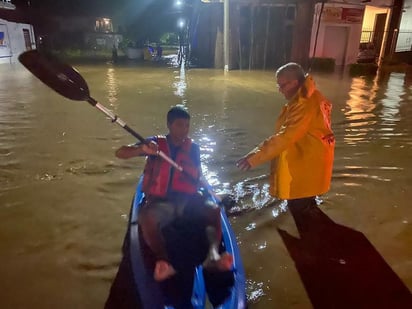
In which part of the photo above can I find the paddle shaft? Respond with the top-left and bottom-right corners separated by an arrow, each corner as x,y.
86,97 -> 183,172
88,96 -> 222,203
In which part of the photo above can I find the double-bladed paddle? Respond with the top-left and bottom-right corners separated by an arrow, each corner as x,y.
18,50 -> 235,207
18,50 -> 183,172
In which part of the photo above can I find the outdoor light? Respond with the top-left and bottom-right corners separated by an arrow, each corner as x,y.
178,18 -> 185,29
175,0 -> 183,6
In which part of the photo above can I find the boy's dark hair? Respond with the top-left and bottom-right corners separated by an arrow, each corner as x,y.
167,106 -> 190,124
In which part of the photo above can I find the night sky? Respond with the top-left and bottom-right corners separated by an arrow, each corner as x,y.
11,0 -> 128,15
11,0 -> 178,17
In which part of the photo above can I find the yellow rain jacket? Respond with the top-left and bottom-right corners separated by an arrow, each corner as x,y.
246,75 -> 335,200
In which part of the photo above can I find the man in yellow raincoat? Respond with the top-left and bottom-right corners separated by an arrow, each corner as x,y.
236,62 -> 335,228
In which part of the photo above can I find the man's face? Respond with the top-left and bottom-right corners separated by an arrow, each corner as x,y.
276,75 -> 299,100
168,118 -> 190,144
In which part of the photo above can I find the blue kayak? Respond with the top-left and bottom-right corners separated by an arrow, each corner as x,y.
128,175 -> 247,308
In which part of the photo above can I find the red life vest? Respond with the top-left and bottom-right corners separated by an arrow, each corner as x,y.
142,135 -> 200,197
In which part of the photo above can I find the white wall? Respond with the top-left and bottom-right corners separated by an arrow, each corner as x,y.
0,18 -> 35,65
396,0 -> 412,51
310,3 -> 365,65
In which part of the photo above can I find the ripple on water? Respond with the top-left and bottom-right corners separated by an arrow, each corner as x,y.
333,165 -> 401,188
246,279 -> 266,303
35,173 -> 62,181
65,160 -> 116,176
215,175 -> 287,217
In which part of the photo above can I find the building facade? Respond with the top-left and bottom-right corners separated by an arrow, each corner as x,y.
0,1 -> 35,64
196,0 -> 410,69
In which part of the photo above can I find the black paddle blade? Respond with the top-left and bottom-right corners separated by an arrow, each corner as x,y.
18,50 -> 90,101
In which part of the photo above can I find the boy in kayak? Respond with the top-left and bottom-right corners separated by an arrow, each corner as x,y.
116,105 -> 233,282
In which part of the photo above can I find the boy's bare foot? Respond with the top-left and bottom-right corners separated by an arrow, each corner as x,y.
203,252 -> 234,272
153,260 -> 176,281
218,252 -> 234,271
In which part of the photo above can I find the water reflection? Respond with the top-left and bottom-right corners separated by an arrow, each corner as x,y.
344,77 -> 378,145
343,72 -> 411,147
199,134 -> 218,185
173,63 -> 187,101
380,72 -> 402,122
105,67 -> 119,107
335,71 -> 412,191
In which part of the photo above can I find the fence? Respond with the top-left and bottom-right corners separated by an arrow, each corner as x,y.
361,29 -> 412,53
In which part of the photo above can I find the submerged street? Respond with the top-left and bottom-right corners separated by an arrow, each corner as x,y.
0,61 -> 411,308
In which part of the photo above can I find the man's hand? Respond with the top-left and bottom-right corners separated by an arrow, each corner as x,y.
142,141 -> 159,156
236,157 -> 251,171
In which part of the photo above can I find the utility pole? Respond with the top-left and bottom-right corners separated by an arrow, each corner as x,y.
290,0 -> 316,69
383,0 -> 404,59
223,0 -> 229,71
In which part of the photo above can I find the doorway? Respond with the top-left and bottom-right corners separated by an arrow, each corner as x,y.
373,13 -> 387,56
22,28 -> 32,50
323,26 -> 349,65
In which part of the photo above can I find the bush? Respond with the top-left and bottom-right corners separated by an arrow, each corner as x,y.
159,32 -> 179,46
309,57 -> 335,72
349,63 -> 378,76
49,48 -> 113,63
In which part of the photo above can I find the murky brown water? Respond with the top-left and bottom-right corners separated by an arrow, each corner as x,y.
1,61 -> 411,309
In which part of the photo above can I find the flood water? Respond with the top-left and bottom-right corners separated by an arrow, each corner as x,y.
1,60 -> 411,309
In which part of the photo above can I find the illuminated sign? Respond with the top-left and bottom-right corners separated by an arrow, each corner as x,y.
322,7 -> 364,24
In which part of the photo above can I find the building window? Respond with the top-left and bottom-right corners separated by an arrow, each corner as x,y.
95,18 -> 113,33
22,29 -> 32,50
